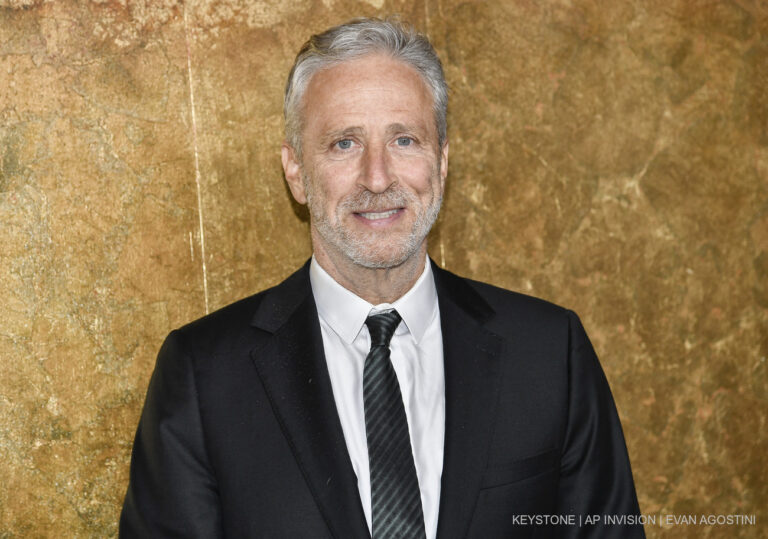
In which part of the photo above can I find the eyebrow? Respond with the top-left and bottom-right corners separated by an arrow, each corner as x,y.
386,122 -> 432,139
386,123 -> 415,135
318,122 -> 430,145
322,126 -> 365,143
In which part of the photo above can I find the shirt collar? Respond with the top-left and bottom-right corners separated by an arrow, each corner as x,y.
309,255 -> 438,345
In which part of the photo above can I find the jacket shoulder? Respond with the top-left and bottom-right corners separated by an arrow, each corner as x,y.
434,263 -> 574,331
464,277 -> 571,319
177,291 -> 267,340
171,261 -> 312,354
473,279 -> 576,340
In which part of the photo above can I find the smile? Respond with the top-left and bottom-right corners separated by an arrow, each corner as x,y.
356,209 -> 401,220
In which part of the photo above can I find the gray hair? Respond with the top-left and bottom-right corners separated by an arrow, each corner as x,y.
284,17 -> 448,158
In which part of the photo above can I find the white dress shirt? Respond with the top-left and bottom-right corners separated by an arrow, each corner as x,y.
309,256 -> 445,539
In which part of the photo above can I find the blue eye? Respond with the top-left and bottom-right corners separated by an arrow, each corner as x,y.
336,139 -> 353,150
396,137 -> 412,147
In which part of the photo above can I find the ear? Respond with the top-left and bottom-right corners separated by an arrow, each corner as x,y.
439,141 -> 449,190
282,142 -> 307,204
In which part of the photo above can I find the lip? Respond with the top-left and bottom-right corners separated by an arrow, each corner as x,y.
352,207 -> 404,227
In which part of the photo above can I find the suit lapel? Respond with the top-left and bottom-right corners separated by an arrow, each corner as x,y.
248,261 -> 503,539
250,263 -> 370,539
432,263 -> 504,539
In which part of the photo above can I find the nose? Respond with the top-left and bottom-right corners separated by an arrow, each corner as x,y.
359,144 -> 395,193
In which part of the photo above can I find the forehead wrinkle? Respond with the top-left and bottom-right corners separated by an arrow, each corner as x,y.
301,54 -> 438,151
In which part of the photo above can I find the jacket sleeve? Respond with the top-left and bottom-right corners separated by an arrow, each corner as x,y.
553,311 -> 645,538
120,331 -> 223,538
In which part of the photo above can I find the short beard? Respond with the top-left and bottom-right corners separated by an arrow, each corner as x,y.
304,175 -> 442,269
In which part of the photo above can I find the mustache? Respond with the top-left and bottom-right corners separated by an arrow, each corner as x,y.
338,187 -> 414,213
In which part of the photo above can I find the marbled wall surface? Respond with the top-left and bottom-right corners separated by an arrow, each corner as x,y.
1,0 -> 765,536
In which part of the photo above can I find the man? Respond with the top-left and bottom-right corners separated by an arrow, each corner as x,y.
121,17 -> 644,538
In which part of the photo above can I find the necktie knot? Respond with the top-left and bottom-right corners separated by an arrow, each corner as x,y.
365,310 -> 401,347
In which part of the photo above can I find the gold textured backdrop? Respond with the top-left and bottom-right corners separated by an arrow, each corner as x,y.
1,0 -> 766,536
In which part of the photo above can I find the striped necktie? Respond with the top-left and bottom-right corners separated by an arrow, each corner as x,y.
364,310 -> 426,539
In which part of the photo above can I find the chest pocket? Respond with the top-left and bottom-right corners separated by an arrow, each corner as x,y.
467,449 -> 560,538
481,448 -> 559,489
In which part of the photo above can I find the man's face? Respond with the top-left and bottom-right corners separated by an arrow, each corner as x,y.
282,53 -> 448,269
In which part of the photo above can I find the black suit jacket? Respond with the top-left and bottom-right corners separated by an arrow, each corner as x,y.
121,261 -> 644,538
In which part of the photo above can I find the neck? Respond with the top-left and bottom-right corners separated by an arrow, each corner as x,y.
312,240 -> 427,305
